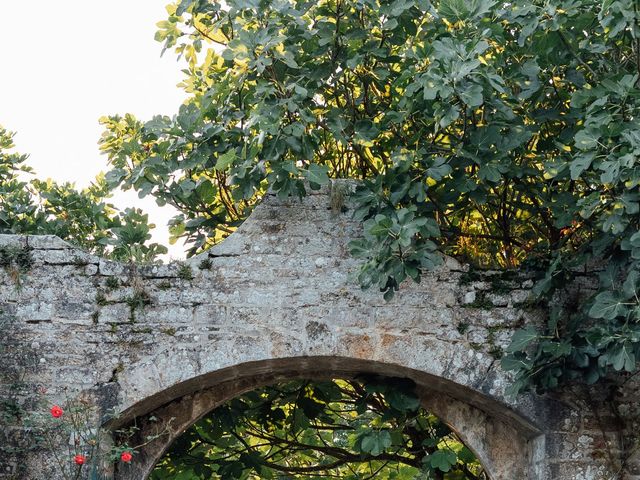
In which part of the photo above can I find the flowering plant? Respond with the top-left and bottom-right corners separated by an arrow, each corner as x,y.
50,405 -> 63,418
32,396 -> 132,479
28,388 -> 172,479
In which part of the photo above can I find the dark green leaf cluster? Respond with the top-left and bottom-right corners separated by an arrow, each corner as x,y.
97,0 -> 640,394
1,0 -> 635,393
151,378 -> 486,479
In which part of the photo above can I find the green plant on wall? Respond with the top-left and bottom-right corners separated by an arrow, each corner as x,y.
0,244 -> 33,290
26,394 -> 171,480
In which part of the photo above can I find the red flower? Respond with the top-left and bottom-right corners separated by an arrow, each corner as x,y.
50,405 -> 63,418
120,451 -> 132,463
74,454 -> 86,465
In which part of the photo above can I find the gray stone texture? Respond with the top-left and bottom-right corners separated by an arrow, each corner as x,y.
1,183 -> 639,479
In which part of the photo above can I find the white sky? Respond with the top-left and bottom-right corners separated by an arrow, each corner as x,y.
0,1 -> 188,258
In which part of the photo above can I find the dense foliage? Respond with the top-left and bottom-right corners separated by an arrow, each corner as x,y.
151,378 -> 485,480
0,127 -> 166,262
96,0 -> 640,394
3,1 -> 640,476
2,0 -> 639,396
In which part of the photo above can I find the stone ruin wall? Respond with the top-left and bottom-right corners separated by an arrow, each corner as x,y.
0,184 -> 639,479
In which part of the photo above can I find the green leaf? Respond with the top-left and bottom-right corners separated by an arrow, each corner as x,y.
426,157 -> 452,180
589,291 -> 628,320
600,159 -> 620,184
458,446 -> 476,464
173,469 -> 198,480
501,353 -> 531,372
609,343 -> 636,372
385,390 -> 420,412
478,162 -> 503,183
574,129 -> 599,150
506,327 -> 538,353
427,449 -> 457,472
359,430 -> 392,456
622,270 -> 639,299
459,83 -> 484,107
304,164 -> 330,188
176,0 -> 195,15
438,0 -> 496,22
215,150 -> 237,171
354,119 -> 379,143
570,152 -> 595,180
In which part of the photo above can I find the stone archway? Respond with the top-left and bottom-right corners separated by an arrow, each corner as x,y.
112,357 -> 542,480
1,183 -> 630,479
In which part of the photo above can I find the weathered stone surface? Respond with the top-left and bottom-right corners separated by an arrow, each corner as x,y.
1,183 -> 637,479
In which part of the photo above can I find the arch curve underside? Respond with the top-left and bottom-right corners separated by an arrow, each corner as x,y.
113,357 -> 543,480
1,183 -> 634,480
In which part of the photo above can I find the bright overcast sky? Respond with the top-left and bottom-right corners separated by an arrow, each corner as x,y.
0,1 -> 188,258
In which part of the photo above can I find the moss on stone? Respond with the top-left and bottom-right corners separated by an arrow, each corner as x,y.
105,277 -> 120,290
198,258 -> 212,270
132,327 -> 153,334
177,263 -> 194,280
488,346 -> 504,359
95,290 -> 108,306
462,291 -> 495,309
330,182 -> 349,214
458,268 -> 483,286
126,289 -> 152,322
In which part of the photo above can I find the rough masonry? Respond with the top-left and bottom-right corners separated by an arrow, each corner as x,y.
1,183 -> 639,479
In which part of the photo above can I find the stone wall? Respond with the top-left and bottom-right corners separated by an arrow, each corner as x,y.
0,183 -> 638,479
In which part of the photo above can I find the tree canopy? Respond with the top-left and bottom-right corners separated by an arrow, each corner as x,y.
151,378 -> 486,480
0,127 -> 166,262
96,0 -> 640,393
2,0 -> 640,393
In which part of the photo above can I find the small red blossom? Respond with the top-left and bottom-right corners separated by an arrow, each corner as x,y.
73,454 -> 86,465
50,405 -> 63,418
120,451 -> 133,463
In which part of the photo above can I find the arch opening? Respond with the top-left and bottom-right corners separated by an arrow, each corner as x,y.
110,357 -> 544,480
151,376 -> 489,480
